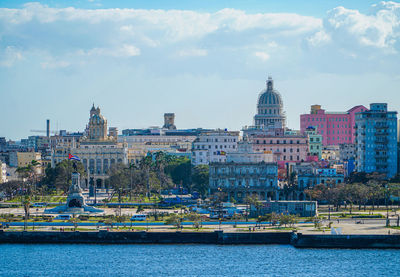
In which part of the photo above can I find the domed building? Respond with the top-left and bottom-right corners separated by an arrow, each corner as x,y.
86,104 -> 109,141
253,77 -> 286,130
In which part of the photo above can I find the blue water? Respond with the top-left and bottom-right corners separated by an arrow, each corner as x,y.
0,244 -> 399,276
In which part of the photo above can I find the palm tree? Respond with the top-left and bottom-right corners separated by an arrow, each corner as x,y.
23,195 -> 31,231
139,155 -> 153,198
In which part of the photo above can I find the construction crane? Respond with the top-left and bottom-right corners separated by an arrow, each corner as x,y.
30,130 -> 58,135
30,119 -> 58,137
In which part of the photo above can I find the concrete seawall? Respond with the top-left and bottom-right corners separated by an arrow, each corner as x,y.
2,231 -> 400,248
292,233 -> 400,249
0,230 -> 292,245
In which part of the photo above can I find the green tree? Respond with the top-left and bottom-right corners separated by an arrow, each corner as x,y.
165,213 -> 182,230
44,160 -> 86,193
191,165 -> 209,196
164,157 -> 191,189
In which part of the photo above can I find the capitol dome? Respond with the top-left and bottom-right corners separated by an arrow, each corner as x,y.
253,77 -> 286,129
257,77 -> 283,107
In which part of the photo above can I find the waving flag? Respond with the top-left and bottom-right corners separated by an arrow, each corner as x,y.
68,154 -> 81,161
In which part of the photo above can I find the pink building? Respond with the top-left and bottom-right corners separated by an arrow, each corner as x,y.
249,135 -> 309,163
300,105 -> 368,146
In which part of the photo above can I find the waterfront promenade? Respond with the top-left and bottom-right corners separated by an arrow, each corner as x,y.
1,205 -> 399,235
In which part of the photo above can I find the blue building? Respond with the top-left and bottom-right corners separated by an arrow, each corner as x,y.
355,103 -> 398,179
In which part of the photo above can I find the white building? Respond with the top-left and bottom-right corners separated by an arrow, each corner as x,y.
192,130 -> 240,165
227,140 -> 274,163
0,161 -> 7,184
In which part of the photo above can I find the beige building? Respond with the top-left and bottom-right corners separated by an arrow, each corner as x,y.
120,134 -> 195,164
73,105 -> 127,189
51,105 -> 128,189
16,152 -> 43,174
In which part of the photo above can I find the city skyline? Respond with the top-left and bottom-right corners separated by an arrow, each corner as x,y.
1,1 -> 400,140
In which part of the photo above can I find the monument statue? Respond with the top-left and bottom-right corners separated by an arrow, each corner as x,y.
45,170 -> 103,214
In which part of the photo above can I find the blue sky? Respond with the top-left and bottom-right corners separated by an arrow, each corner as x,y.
1,1 -> 400,140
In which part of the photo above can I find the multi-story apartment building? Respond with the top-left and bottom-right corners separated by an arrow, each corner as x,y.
355,103 -> 398,179
339,143 -> 356,161
120,134 -> 196,160
191,130 -> 239,165
300,104 -> 368,146
248,134 -> 309,163
304,127 -> 322,160
16,151 -> 43,174
296,166 -> 344,190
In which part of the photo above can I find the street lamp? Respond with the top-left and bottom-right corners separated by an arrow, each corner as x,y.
328,187 -> 331,221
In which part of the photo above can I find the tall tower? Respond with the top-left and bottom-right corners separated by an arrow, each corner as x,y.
163,113 -> 176,130
46,119 -> 50,138
253,77 -> 286,129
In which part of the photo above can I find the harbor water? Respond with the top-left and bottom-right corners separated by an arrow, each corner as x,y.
1,244 -> 399,276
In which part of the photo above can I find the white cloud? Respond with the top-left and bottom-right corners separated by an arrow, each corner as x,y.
80,44 -> 141,57
307,30 -> 331,47
254,51 -> 270,61
0,46 -> 23,67
324,2 -> 400,50
177,48 -> 208,57
0,2 -> 399,77
41,60 -> 70,69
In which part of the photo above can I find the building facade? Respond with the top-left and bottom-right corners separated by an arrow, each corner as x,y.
251,200 -> 317,217
191,130 -> 239,165
339,143 -> 356,161
304,127 -> 322,159
209,140 -> 278,202
297,168 -> 344,189
0,161 -> 7,184
209,162 -> 278,202
16,152 -> 43,174
300,104 -> 368,146
51,105 -> 128,189
75,105 -> 127,189
355,103 -> 398,179
248,135 -> 309,163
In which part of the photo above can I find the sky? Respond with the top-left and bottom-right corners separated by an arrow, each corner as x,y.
1,0 -> 400,140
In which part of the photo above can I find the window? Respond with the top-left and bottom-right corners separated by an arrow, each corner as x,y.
96,159 -> 102,174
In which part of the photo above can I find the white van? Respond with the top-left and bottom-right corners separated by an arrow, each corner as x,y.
130,214 -> 146,221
